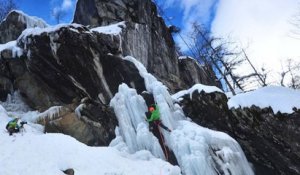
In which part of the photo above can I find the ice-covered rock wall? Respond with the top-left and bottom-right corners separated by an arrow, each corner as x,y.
109,56 -> 254,175
110,84 -> 165,159
0,10 -> 48,44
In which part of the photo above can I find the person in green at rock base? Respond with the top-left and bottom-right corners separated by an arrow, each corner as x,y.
147,104 -> 171,132
6,118 -> 27,136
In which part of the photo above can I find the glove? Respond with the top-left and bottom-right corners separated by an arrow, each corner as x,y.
20,121 -> 27,127
20,121 -> 27,125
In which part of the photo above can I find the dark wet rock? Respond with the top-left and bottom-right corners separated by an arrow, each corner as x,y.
15,72 -> 62,111
42,102 -> 117,146
120,22 -> 182,92
0,57 -> 27,101
73,0 -> 157,27
16,24 -> 146,109
73,0 -> 219,92
178,58 -> 222,89
0,76 -> 13,101
63,168 -> 74,175
178,90 -> 300,175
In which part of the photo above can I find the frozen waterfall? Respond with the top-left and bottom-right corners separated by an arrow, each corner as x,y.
109,56 -> 254,175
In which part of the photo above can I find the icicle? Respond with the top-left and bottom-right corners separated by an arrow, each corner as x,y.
110,83 -> 165,158
35,106 -> 64,124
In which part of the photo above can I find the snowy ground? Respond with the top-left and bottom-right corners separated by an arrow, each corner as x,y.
0,94 -> 180,175
228,86 -> 300,113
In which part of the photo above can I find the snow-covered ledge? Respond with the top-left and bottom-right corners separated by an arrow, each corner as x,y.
228,86 -> 300,114
0,41 -> 23,58
172,84 -> 224,101
91,21 -> 126,35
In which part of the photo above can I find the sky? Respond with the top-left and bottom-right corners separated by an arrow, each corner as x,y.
14,0 -> 300,89
211,0 -> 300,88
17,0 -> 76,24
161,0 -> 300,89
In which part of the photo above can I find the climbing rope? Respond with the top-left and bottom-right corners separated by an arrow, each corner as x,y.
158,126 -> 169,161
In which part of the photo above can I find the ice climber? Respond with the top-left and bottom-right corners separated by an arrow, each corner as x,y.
6,118 -> 27,136
147,104 -> 172,132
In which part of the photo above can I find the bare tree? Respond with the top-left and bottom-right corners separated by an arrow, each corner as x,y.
242,49 -> 267,87
189,23 -> 265,94
280,59 -> 300,89
260,66 -> 269,87
190,23 -> 238,94
0,0 -> 17,22
288,4 -> 300,39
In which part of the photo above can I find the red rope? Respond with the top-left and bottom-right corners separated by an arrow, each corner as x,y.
158,127 -> 169,161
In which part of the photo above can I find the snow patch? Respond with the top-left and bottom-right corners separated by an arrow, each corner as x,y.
0,41 -> 23,58
178,56 -> 195,60
172,84 -> 223,101
91,22 -> 126,35
18,23 -> 83,40
228,86 -> 300,114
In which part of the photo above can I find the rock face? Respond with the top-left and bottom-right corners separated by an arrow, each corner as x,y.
63,169 -> 75,175
178,58 -> 221,88
73,0 -> 158,27
0,10 -> 48,44
178,90 -> 300,175
0,4 -> 297,174
0,56 -> 26,101
0,3 -> 221,148
16,24 -> 146,109
120,21 -> 182,91
0,23 -> 146,146
0,6 -> 221,111
41,102 -> 117,146
73,0 -> 219,92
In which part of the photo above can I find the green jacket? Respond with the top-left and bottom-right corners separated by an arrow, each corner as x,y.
7,118 -> 19,129
147,105 -> 160,122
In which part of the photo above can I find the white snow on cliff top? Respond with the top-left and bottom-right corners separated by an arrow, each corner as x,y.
0,41 -> 23,58
18,23 -> 83,39
18,21 -> 126,41
172,84 -> 223,100
178,56 -> 195,60
91,22 -> 126,35
0,106 -> 180,175
228,86 -> 300,114
2,10 -> 48,28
